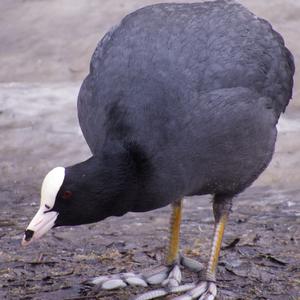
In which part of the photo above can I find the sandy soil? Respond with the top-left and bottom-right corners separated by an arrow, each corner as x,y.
0,1 -> 299,300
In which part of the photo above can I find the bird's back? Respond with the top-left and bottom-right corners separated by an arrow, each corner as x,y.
85,1 -> 293,111
78,1 -> 294,208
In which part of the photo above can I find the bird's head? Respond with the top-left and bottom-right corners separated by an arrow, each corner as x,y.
21,144 -> 150,246
21,155 -> 134,246
21,166 -> 66,246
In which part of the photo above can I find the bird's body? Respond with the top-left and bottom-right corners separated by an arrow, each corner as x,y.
23,1 -> 295,299
78,1 -> 293,212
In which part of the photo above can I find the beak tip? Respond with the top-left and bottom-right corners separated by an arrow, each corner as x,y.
21,238 -> 28,247
21,229 -> 35,247
21,210 -> 58,247
21,233 -> 29,246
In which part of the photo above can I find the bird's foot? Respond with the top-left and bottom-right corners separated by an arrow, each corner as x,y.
86,263 -> 181,292
131,255 -> 205,300
172,281 -> 217,300
86,272 -> 147,291
131,263 -> 194,300
133,280 -> 216,300
85,255 -> 206,299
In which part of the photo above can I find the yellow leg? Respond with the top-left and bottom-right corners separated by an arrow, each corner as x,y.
166,199 -> 183,265
206,195 -> 232,281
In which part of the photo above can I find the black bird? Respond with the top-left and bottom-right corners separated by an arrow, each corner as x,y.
22,1 -> 294,299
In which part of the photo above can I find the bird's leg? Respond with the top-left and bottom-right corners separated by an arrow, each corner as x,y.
173,194 -> 232,300
88,199 -> 205,298
162,198 -> 204,279
132,199 -> 205,300
206,195 -> 232,282
166,199 -> 182,265
163,198 -> 183,286
133,199 -> 185,297
88,199 -> 194,293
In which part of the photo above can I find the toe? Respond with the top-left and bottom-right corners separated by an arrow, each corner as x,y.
101,278 -> 127,290
88,272 -> 149,290
162,264 -> 182,287
179,255 -> 204,273
142,265 -> 170,285
133,288 -> 168,300
171,281 -> 217,300
123,273 -> 148,287
199,282 -> 217,300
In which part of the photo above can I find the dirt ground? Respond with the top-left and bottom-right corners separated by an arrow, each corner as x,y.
0,1 -> 299,300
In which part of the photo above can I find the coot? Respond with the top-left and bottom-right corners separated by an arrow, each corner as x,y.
22,1 -> 294,299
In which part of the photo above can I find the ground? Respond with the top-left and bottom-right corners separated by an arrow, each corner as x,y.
0,1 -> 299,300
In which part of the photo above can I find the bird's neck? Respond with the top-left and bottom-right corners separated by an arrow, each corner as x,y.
69,141 -> 155,218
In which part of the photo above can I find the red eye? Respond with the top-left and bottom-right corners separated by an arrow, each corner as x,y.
62,190 -> 72,199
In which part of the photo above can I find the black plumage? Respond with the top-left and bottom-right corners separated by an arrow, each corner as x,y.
56,0 -> 295,224
23,1 -> 295,298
